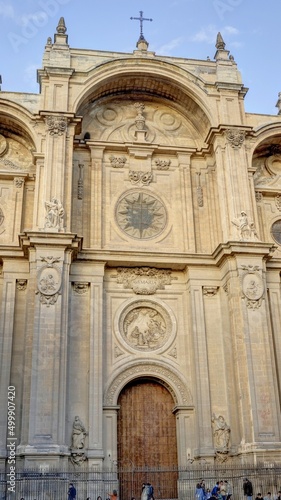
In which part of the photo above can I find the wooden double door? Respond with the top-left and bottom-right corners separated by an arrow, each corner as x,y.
117,379 -> 178,500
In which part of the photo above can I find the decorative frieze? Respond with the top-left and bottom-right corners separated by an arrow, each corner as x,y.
36,256 -> 62,306
129,171 -> 153,186
109,155 -> 127,168
46,115 -> 67,136
225,128 -> 246,149
155,159 -> 171,170
16,279 -> 27,291
116,267 -> 174,294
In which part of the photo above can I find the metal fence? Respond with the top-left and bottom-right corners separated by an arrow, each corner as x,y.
0,463 -> 281,500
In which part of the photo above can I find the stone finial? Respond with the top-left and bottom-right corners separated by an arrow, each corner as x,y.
276,92 -> 281,115
216,32 -> 226,50
136,38 -> 149,51
56,17 -> 67,34
46,37 -> 52,45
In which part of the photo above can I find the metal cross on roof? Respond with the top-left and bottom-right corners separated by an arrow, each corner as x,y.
130,10 -> 153,41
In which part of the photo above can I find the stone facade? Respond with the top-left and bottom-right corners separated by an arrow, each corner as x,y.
1,20 -> 281,471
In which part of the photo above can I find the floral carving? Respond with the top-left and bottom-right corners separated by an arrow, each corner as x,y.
129,171 -> 153,186
46,115 -> 67,136
155,159 -> 171,170
16,279 -> 27,291
255,191 -> 263,203
116,267 -> 174,294
14,177 -> 25,188
109,155 -> 127,168
225,128 -> 246,149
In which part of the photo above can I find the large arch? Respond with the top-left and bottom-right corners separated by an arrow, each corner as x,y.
104,361 -> 193,407
72,58 -> 214,140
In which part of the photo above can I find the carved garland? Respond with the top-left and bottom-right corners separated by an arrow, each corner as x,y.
104,362 -> 192,406
225,128 -> 246,149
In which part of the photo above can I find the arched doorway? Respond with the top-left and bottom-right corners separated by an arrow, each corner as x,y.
117,378 -> 178,500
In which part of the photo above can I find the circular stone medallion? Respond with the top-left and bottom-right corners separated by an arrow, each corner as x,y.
119,301 -> 172,351
115,190 -> 167,239
271,219 -> 281,245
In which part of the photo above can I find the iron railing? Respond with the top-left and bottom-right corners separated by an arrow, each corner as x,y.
0,463 -> 281,500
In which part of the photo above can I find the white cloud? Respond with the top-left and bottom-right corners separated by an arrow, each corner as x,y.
19,11 -> 48,27
191,24 -> 240,45
23,63 -> 39,91
0,2 -> 15,19
191,25 -> 217,44
223,26 -> 239,35
155,37 -> 184,56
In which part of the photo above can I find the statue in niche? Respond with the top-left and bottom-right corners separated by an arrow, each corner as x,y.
231,211 -> 259,241
44,198 -> 64,229
71,416 -> 87,449
212,414 -> 230,450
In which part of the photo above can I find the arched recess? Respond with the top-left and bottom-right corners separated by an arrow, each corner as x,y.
104,361 -> 193,407
73,58 -> 214,142
103,362 -> 194,474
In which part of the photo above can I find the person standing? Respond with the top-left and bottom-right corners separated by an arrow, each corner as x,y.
68,483 -> 77,500
243,479 -> 253,500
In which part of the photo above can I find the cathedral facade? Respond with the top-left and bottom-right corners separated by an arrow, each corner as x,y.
1,17 -> 281,476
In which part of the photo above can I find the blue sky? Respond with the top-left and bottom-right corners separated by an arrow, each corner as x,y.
0,0 -> 280,115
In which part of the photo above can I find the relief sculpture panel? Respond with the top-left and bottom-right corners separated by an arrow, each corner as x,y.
118,300 -> 174,352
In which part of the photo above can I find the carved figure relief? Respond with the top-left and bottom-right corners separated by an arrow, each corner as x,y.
119,301 -> 172,351
44,198 -> 64,230
116,267 -> 174,294
129,171 -> 153,186
70,415 -> 87,467
232,211 -> 259,241
212,413 -> 230,462
71,415 -> 87,450
225,128 -> 246,149
115,191 -> 167,239
36,256 -> 62,306
241,265 -> 264,309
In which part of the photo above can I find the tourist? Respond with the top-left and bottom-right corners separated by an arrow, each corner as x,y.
243,479 -> 253,500
255,493 -> 264,500
68,483 -> 77,499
